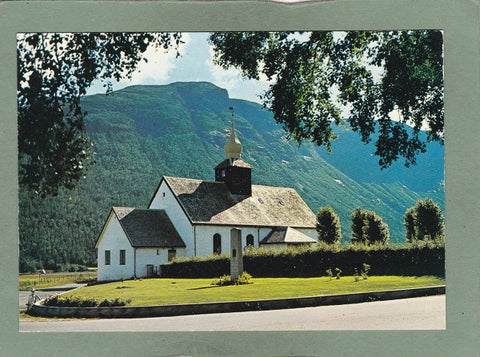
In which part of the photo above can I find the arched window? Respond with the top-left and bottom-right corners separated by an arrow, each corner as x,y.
246,234 -> 254,247
213,233 -> 222,255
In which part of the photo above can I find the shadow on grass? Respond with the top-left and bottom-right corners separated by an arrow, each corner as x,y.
187,285 -> 221,291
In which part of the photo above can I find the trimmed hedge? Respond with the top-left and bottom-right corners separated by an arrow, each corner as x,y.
160,244 -> 444,278
42,295 -> 131,307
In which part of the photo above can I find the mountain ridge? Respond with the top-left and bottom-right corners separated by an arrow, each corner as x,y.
18,81 -> 444,271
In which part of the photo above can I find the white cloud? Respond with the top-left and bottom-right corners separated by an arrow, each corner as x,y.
206,46 -> 244,93
86,33 -> 191,95
128,33 -> 191,86
206,44 -> 272,103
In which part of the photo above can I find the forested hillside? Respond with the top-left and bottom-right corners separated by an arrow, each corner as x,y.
19,82 -> 444,272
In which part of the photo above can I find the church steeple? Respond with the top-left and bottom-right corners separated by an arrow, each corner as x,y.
224,120 -> 242,159
214,110 -> 252,196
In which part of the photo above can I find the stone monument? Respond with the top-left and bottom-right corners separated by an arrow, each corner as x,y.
230,228 -> 243,280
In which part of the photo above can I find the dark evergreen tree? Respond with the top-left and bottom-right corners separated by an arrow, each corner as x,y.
361,210 -> 390,245
351,208 -> 390,245
404,199 -> 444,241
403,206 -> 417,242
351,207 -> 366,244
316,206 -> 342,244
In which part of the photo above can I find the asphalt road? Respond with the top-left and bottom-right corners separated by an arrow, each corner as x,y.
19,294 -> 445,331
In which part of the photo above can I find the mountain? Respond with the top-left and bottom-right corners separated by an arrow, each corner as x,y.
18,82 -> 444,271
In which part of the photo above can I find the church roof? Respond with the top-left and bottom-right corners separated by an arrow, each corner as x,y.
163,176 -> 316,228
259,226 -> 318,245
112,207 -> 186,248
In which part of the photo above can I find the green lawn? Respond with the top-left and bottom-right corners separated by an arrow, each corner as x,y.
19,271 -> 97,291
64,276 -> 445,306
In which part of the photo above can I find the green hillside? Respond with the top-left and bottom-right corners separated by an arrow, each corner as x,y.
19,82 -> 444,272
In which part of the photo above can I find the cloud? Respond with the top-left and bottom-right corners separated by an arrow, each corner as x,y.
206,44 -> 271,103
87,34 -> 191,95
206,46 -> 244,93
128,33 -> 191,86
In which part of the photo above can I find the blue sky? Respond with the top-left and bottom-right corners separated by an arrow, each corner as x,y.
86,32 -> 270,103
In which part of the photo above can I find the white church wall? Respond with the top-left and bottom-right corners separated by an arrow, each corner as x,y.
193,226 -> 316,257
149,180 -> 194,256
135,247 -> 187,277
97,214 -> 135,281
194,225 -> 261,256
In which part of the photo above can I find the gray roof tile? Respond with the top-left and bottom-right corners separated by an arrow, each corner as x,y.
164,176 -> 316,228
113,207 -> 186,248
260,226 -> 318,244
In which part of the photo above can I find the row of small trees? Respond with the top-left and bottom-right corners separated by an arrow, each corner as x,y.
316,198 -> 444,245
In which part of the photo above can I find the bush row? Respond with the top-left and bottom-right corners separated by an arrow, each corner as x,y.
160,243 -> 445,278
42,295 -> 131,307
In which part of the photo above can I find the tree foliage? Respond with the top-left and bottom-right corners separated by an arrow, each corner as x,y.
404,199 -> 444,242
17,32 -> 183,197
209,31 -> 443,168
351,207 -> 365,243
403,206 -> 417,242
350,208 -> 390,245
316,206 -> 342,244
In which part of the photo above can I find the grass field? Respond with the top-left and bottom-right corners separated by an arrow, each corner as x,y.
19,271 -> 97,291
63,276 -> 445,306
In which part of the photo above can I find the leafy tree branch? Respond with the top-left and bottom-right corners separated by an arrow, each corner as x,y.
17,32 -> 183,197
209,31 -> 443,169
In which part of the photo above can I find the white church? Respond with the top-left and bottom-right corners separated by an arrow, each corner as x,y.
95,121 -> 318,281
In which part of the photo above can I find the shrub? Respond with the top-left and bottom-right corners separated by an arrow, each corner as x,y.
326,268 -> 333,280
237,272 -> 253,285
353,269 -> 360,282
98,298 -> 131,307
361,263 -> 371,280
43,295 -> 130,307
212,274 -> 232,286
212,272 -> 253,286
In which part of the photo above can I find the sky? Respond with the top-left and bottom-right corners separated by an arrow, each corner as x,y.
84,31 -> 409,126
86,32 -> 270,103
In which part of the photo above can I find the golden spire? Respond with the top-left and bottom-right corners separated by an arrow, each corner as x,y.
224,119 -> 242,159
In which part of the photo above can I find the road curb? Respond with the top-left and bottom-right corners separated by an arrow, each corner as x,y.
29,285 -> 445,319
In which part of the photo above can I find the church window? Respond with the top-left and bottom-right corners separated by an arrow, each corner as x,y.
168,249 -> 176,262
213,234 -> 222,255
221,169 -> 226,177
162,192 -> 165,197
119,249 -> 126,265
105,250 -> 111,265
246,234 -> 254,247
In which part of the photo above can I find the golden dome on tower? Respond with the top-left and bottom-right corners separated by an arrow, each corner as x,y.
224,120 -> 242,159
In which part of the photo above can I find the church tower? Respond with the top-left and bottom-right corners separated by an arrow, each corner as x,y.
214,120 -> 252,196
